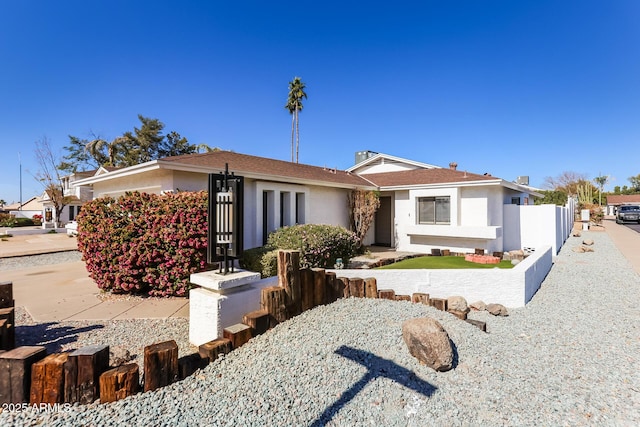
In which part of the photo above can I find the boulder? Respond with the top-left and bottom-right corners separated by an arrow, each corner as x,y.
402,317 -> 453,372
582,246 -> 594,252
572,231 -> 582,237
582,239 -> 594,246
110,346 -> 134,367
469,301 -> 487,311
511,259 -> 521,266
447,296 -> 469,313
486,303 -> 509,317
572,246 -> 586,253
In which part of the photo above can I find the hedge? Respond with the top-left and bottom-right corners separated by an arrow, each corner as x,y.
76,191 -> 208,297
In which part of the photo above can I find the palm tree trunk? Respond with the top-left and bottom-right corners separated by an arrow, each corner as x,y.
295,108 -> 300,163
291,113 -> 295,162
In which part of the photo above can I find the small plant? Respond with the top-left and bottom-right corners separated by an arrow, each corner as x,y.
47,229 -> 57,234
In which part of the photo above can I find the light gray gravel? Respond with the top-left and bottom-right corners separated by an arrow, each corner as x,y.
1,231 -> 639,426
0,251 -> 82,271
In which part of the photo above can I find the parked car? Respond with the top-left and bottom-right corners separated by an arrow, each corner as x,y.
616,205 -> 640,224
66,220 -> 78,236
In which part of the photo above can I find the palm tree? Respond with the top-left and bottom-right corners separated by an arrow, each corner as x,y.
285,77 -> 307,163
593,174 -> 609,206
85,137 -> 128,167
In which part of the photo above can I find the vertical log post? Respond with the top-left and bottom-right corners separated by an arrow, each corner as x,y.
412,293 -> 430,305
30,353 -> 69,405
64,344 -> 109,404
377,289 -> 395,300
178,353 -> 208,380
349,278 -> 365,298
337,277 -> 350,298
300,268 -> 315,312
143,340 -> 178,392
312,268 -> 326,306
364,278 -> 378,299
0,281 -> 13,308
99,364 -> 139,403
242,310 -> 270,336
260,286 -> 287,328
0,346 -> 47,404
277,250 -> 302,317
198,338 -> 232,363
325,271 -> 337,303
223,324 -> 252,349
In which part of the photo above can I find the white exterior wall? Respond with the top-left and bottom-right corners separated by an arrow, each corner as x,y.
394,186 -> 505,254
91,169 -> 175,198
307,186 -> 350,228
330,246 -> 553,307
503,201 -> 575,254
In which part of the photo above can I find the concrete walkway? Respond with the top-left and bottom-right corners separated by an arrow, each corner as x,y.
599,217 -> 640,276
0,233 -> 188,322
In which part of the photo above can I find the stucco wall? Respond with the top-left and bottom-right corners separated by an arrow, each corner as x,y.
329,245 -> 553,307
92,169 -> 174,198
393,186 -> 506,254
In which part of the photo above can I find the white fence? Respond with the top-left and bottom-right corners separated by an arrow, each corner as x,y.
503,198 -> 575,254
329,245 -> 553,308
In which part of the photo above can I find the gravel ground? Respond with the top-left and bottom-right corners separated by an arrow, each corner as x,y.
2,231 -> 639,426
0,251 -> 82,271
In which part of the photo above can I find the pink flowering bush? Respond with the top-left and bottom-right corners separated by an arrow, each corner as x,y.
76,191 -> 208,297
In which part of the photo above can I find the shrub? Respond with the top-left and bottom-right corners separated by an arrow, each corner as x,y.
77,191 -> 208,297
0,214 -> 16,227
267,224 -> 360,269
239,246 -> 278,278
14,217 -> 35,227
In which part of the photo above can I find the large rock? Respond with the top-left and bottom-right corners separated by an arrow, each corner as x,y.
486,303 -> 509,317
582,239 -> 594,246
469,301 -> 487,311
402,318 -> 453,372
447,296 -> 469,313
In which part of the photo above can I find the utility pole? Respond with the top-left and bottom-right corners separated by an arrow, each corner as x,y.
18,152 -> 22,211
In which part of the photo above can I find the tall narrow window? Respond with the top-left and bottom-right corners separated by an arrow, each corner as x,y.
295,193 -> 305,224
417,196 -> 450,224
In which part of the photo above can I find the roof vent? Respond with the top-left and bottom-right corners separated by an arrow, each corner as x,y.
516,176 -> 529,185
449,162 -> 458,170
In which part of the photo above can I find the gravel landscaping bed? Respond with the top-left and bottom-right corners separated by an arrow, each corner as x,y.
2,231 -> 639,426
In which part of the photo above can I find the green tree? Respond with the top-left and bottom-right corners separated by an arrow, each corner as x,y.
629,174 -> 640,192
60,115 -> 200,170
534,190 -> 568,206
285,77 -> 307,163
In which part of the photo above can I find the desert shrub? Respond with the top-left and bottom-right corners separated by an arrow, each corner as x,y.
267,223 -> 360,269
77,191 -> 208,297
14,217 -> 35,227
0,214 -> 16,227
239,246 -> 278,278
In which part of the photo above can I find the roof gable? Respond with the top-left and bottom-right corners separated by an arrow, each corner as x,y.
347,153 -> 441,175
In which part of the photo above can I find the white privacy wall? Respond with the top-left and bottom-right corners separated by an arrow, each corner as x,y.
503,202 -> 574,254
330,246 -> 553,307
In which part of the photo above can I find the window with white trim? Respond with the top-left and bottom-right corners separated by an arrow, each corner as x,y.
417,196 -> 450,224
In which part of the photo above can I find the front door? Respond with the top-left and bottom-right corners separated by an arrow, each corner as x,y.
375,196 -> 392,246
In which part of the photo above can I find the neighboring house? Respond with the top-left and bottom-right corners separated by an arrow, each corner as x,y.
606,194 -> 640,216
73,151 -> 541,254
3,196 -> 44,218
40,170 -> 96,227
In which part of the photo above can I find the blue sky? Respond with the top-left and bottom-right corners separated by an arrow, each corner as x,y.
1,1 -> 639,204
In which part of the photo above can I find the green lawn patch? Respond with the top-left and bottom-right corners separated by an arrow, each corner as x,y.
376,255 -> 514,269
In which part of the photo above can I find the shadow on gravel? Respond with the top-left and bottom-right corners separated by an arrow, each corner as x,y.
16,323 -> 105,352
311,346 -> 437,427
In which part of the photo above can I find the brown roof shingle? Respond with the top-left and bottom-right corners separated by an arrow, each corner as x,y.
362,169 -> 499,187
161,151 -> 373,187
606,194 -> 640,205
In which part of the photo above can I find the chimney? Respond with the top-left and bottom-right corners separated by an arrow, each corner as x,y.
449,162 -> 458,171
